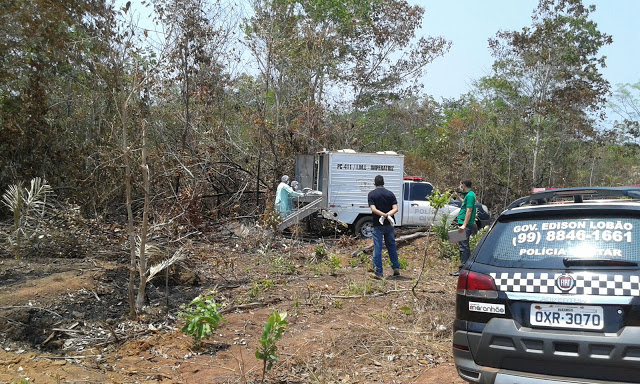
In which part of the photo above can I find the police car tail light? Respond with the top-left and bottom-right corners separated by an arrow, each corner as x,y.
457,270 -> 498,299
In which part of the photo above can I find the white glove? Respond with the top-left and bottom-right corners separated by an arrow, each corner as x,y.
379,216 -> 385,225
387,215 -> 395,226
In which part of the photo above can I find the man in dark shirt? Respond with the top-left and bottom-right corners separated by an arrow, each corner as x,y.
367,175 -> 400,279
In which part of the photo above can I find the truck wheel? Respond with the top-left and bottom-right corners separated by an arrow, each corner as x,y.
354,216 -> 374,239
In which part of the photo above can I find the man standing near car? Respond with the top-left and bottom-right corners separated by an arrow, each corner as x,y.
368,175 -> 401,279
453,179 -> 477,276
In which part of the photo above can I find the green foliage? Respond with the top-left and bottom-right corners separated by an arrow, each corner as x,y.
428,189 -> 454,212
384,254 -> 408,270
399,305 -> 413,316
0,0 -> 117,208
256,311 -> 288,380
271,254 -> 295,275
249,279 -> 276,299
439,238 -> 459,260
483,0 -> 612,187
314,245 -> 327,259
342,279 -> 382,296
433,214 -> 453,242
304,252 -> 341,276
179,294 -> 225,348
326,254 -> 342,274
470,226 -> 489,252
398,255 -> 409,270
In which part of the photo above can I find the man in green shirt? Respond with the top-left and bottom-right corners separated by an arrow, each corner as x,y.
452,179 -> 477,276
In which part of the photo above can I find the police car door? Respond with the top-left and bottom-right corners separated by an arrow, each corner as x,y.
403,182 -> 435,226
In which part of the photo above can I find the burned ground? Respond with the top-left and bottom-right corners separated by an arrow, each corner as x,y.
0,226 -> 466,384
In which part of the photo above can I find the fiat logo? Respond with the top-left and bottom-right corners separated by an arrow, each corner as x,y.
556,274 -> 575,292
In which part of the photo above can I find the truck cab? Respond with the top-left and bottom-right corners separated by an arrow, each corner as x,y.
353,177 -> 459,238
401,177 -> 458,227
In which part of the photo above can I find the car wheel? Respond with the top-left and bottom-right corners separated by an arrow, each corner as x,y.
354,216 -> 374,239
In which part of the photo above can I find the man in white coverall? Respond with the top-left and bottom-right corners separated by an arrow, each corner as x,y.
275,175 -> 303,218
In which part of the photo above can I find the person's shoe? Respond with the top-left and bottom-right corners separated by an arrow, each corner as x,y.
393,268 -> 400,276
449,270 -> 460,277
370,272 -> 383,280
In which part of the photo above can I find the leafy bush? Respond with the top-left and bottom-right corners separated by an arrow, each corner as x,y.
439,239 -> 458,260
314,245 -> 327,259
427,189 -> 454,226
256,311 -> 288,382
326,254 -> 342,274
179,294 -> 225,348
433,214 -> 453,241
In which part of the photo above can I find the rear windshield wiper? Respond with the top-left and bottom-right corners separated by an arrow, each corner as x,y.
563,258 -> 638,267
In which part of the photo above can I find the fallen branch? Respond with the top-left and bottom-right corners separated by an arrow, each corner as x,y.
220,298 -> 281,314
351,231 -> 429,256
322,288 -> 446,300
40,331 -> 57,346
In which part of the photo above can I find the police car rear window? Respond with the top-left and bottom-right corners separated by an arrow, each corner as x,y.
475,217 -> 640,268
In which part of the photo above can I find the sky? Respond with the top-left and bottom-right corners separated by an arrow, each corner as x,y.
417,0 -> 640,114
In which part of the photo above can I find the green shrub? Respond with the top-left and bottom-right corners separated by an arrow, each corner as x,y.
179,294 -> 225,348
314,245 -> 327,259
433,214 -> 453,241
256,311 -> 288,382
439,239 -> 458,260
326,254 -> 342,274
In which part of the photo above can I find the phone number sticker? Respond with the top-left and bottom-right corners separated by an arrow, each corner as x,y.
511,220 -> 633,247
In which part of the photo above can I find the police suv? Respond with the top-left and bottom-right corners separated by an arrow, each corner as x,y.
453,187 -> 640,384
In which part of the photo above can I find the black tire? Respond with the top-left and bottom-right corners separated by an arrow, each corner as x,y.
354,216 -> 374,239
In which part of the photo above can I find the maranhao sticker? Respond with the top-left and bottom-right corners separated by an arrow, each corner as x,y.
469,302 -> 505,314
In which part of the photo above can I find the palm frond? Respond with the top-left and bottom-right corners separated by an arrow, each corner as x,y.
146,247 -> 187,282
24,177 -> 53,216
1,183 -> 22,212
135,238 -> 165,260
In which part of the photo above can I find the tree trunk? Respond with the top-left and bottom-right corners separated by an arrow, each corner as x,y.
136,120 -> 150,310
122,98 -> 137,321
175,43 -> 191,195
532,118 -> 542,187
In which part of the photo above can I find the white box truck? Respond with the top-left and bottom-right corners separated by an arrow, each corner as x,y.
281,150 -> 479,238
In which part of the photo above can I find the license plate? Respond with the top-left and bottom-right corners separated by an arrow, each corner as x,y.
530,303 -> 604,330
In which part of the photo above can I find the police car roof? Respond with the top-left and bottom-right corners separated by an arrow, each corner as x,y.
506,186 -> 640,210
